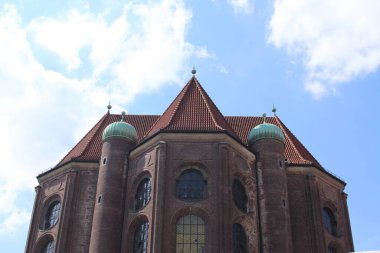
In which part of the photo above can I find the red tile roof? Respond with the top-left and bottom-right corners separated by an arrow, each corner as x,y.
226,116 -> 322,168
55,77 -> 323,171
57,114 -> 159,167
145,77 -> 238,138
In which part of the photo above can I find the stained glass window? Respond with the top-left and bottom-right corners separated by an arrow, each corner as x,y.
233,223 -> 247,253
41,240 -> 54,253
133,221 -> 149,253
233,180 -> 248,213
176,170 -> 206,201
176,215 -> 205,253
135,178 -> 152,210
45,201 -> 61,229
323,207 -> 337,236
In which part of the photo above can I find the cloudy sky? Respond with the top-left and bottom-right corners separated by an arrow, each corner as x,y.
0,0 -> 379,252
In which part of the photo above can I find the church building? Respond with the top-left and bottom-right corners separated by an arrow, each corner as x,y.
25,73 -> 354,253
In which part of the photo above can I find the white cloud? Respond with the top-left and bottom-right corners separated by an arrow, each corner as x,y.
268,0 -> 380,98
228,0 -> 254,14
0,0 -> 207,234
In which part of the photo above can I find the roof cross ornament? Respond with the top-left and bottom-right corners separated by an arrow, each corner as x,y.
121,111 -> 126,121
272,104 -> 277,116
191,65 -> 196,75
262,113 -> 267,123
107,101 -> 112,113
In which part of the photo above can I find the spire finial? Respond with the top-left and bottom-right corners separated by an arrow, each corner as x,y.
262,113 -> 267,123
107,101 -> 112,112
121,111 -> 126,121
272,104 -> 277,115
191,65 -> 196,75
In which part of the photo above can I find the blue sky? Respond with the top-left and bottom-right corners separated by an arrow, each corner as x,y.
0,0 -> 379,252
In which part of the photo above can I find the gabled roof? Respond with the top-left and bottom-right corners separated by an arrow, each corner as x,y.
52,76 -> 324,172
145,76 -> 238,139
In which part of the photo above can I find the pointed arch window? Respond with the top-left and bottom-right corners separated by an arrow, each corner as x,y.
41,240 -> 55,253
135,178 -> 151,210
133,221 -> 149,253
176,214 -> 205,253
176,169 -> 207,201
323,207 -> 337,236
44,201 -> 61,229
233,180 -> 248,213
233,223 -> 247,253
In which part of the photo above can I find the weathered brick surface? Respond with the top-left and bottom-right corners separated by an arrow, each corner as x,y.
65,170 -> 98,253
25,134 -> 353,253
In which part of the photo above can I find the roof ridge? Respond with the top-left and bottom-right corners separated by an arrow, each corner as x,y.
273,116 -> 309,164
143,79 -> 191,138
80,113 -> 114,157
274,115 -> 322,168
194,78 -> 238,137
57,112 -> 109,166
195,78 -> 225,131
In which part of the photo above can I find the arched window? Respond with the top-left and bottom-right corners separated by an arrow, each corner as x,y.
44,201 -> 61,229
135,178 -> 152,210
176,169 -> 206,201
133,221 -> 149,253
233,180 -> 248,213
41,240 -> 54,253
323,207 -> 337,236
327,246 -> 337,253
176,215 -> 205,253
233,223 -> 247,253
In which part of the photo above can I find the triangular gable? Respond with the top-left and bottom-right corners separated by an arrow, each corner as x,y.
145,76 -> 238,138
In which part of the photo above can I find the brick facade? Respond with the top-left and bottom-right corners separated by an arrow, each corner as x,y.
25,77 -> 354,253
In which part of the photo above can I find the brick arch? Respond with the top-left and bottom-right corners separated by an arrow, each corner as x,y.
32,233 -> 55,253
39,194 -> 62,231
173,162 -> 210,180
129,171 -> 153,212
170,207 -> 210,253
170,206 -> 210,227
233,215 -> 256,252
327,240 -> 344,253
173,164 -> 210,201
126,214 -> 150,253
233,172 -> 255,200
233,172 -> 256,215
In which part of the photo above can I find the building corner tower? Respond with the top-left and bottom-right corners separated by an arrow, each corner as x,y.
89,112 -> 138,253
248,117 -> 293,253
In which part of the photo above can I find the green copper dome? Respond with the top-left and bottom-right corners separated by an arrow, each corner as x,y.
248,123 -> 285,146
102,120 -> 138,142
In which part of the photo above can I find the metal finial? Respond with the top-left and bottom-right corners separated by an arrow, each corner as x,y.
107,101 -> 112,112
121,111 -> 126,121
262,113 -> 267,123
272,104 -> 277,115
191,65 -> 196,75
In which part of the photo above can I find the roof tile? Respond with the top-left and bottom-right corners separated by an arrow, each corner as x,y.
55,77 -> 323,171
145,77 -> 238,138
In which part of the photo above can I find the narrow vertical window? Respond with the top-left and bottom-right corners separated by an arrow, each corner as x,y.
323,207 -> 337,236
233,223 -> 247,253
133,221 -> 149,253
233,180 -> 248,213
44,201 -> 61,229
41,240 -> 55,253
176,169 -> 207,201
176,215 -> 205,253
327,246 -> 337,253
135,178 -> 152,210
